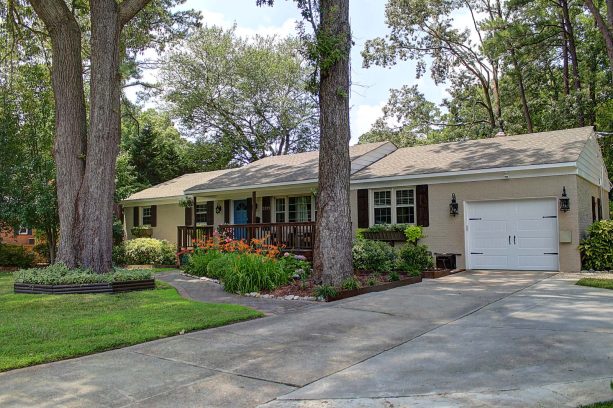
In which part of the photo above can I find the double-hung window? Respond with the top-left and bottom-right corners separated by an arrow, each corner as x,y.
373,191 -> 392,224
289,196 -> 312,222
142,207 -> 152,226
195,203 -> 208,224
275,198 -> 286,223
373,188 -> 415,225
395,189 -> 415,224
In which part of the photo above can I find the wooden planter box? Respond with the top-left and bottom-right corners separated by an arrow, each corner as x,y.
362,231 -> 406,242
14,279 -> 155,295
327,275 -> 421,302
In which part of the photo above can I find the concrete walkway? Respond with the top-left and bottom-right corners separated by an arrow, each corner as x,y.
157,272 -> 317,315
1,271 -> 612,407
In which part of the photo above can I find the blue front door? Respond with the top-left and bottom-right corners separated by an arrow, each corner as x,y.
233,200 -> 248,239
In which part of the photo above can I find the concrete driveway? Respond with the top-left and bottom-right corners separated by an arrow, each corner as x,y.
1,271 -> 612,407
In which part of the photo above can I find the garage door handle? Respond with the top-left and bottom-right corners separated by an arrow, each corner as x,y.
514,235 -> 516,245
508,235 -> 511,245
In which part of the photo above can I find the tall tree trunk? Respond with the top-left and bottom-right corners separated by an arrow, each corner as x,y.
29,0 -> 152,273
560,13 -> 570,96
77,0 -> 122,272
584,0 -> 613,73
561,0 -> 585,126
313,0 -> 353,286
491,62 -> 503,131
29,0 -> 87,269
511,49 -> 533,133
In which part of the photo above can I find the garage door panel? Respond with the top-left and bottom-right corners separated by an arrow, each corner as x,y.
466,198 -> 558,271
517,255 -> 558,270
470,255 -> 510,270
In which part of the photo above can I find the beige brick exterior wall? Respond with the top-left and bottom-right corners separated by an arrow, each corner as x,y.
577,176 -> 610,240
421,175 -> 581,271
124,203 -> 184,244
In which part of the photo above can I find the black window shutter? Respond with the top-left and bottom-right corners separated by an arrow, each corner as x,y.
224,200 -> 230,224
416,185 -> 429,227
133,207 -> 140,227
246,198 -> 253,223
262,196 -> 271,223
150,205 -> 157,227
592,197 -> 597,222
206,201 -> 214,225
185,206 -> 192,226
597,198 -> 602,221
357,189 -> 369,228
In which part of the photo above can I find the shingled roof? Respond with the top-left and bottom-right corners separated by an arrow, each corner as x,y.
123,169 -> 232,202
351,126 -> 594,181
184,141 -> 393,193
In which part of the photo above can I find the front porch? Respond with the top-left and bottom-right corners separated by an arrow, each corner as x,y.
177,222 -> 316,258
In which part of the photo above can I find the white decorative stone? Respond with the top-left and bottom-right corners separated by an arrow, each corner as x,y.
284,295 -> 294,300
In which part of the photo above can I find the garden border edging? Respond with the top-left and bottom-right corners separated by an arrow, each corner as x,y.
14,279 -> 156,295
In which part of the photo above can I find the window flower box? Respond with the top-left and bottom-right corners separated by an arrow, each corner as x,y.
362,231 -> 406,242
131,226 -> 153,238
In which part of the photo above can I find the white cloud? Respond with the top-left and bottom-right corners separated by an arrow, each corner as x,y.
201,9 -> 297,39
350,101 -> 386,144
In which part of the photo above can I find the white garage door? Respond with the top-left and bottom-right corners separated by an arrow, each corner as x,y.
466,198 -> 559,271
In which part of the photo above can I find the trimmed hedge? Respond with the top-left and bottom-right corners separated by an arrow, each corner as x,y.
397,243 -> 433,274
13,264 -> 152,285
0,244 -> 35,268
114,238 -> 175,265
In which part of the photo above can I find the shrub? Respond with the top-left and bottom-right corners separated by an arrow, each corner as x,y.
388,271 -> 400,281
13,264 -> 152,285
580,220 -> 613,270
33,243 -> 50,263
112,244 -> 126,266
279,253 -> 311,277
342,276 -> 361,290
206,254 -> 235,280
130,226 -> 152,238
404,225 -> 424,244
221,253 -> 290,294
397,244 -> 433,274
367,276 -> 378,286
184,249 -> 223,277
120,238 -> 176,265
112,219 -> 124,245
313,284 -> 337,300
352,238 -> 395,272
0,244 -> 35,268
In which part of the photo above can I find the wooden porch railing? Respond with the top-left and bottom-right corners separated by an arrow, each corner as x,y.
177,225 -> 214,251
177,222 -> 316,254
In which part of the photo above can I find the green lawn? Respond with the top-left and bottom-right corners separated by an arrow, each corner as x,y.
0,272 -> 262,372
576,278 -> 613,290
580,401 -> 613,408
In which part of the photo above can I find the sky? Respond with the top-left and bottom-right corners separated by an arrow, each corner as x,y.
131,0 -> 450,144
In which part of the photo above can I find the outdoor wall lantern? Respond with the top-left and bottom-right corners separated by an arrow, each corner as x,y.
215,204 -> 222,214
560,187 -> 570,212
449,193 -> 459,216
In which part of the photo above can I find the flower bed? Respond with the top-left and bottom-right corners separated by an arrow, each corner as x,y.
13,264 -> 155,295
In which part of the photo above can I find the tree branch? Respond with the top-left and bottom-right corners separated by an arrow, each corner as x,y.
119,0 -> 153,26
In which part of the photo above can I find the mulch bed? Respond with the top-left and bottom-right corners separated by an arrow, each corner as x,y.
263,270 -> 423,301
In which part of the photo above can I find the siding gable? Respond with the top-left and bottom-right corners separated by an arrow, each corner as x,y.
577,134 -> 611,190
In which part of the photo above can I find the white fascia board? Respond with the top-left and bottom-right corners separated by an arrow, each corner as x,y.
349,162 -> 578,189
186,179 -> 318,195
120,196 -> 183,206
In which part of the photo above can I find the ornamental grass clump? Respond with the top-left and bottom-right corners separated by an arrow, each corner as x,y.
184,249 -> 223,277
221,253 -> 290,294
13,264 -> 152,285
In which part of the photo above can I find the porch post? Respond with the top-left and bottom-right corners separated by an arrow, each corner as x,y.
192,196 -> 197,244
249,191 -> 256,241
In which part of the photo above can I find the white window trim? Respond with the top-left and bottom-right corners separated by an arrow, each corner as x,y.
18,228 -> 29,235
370,188 -> 416,226
141,206 -> 152,226
272,195 -> 316,223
